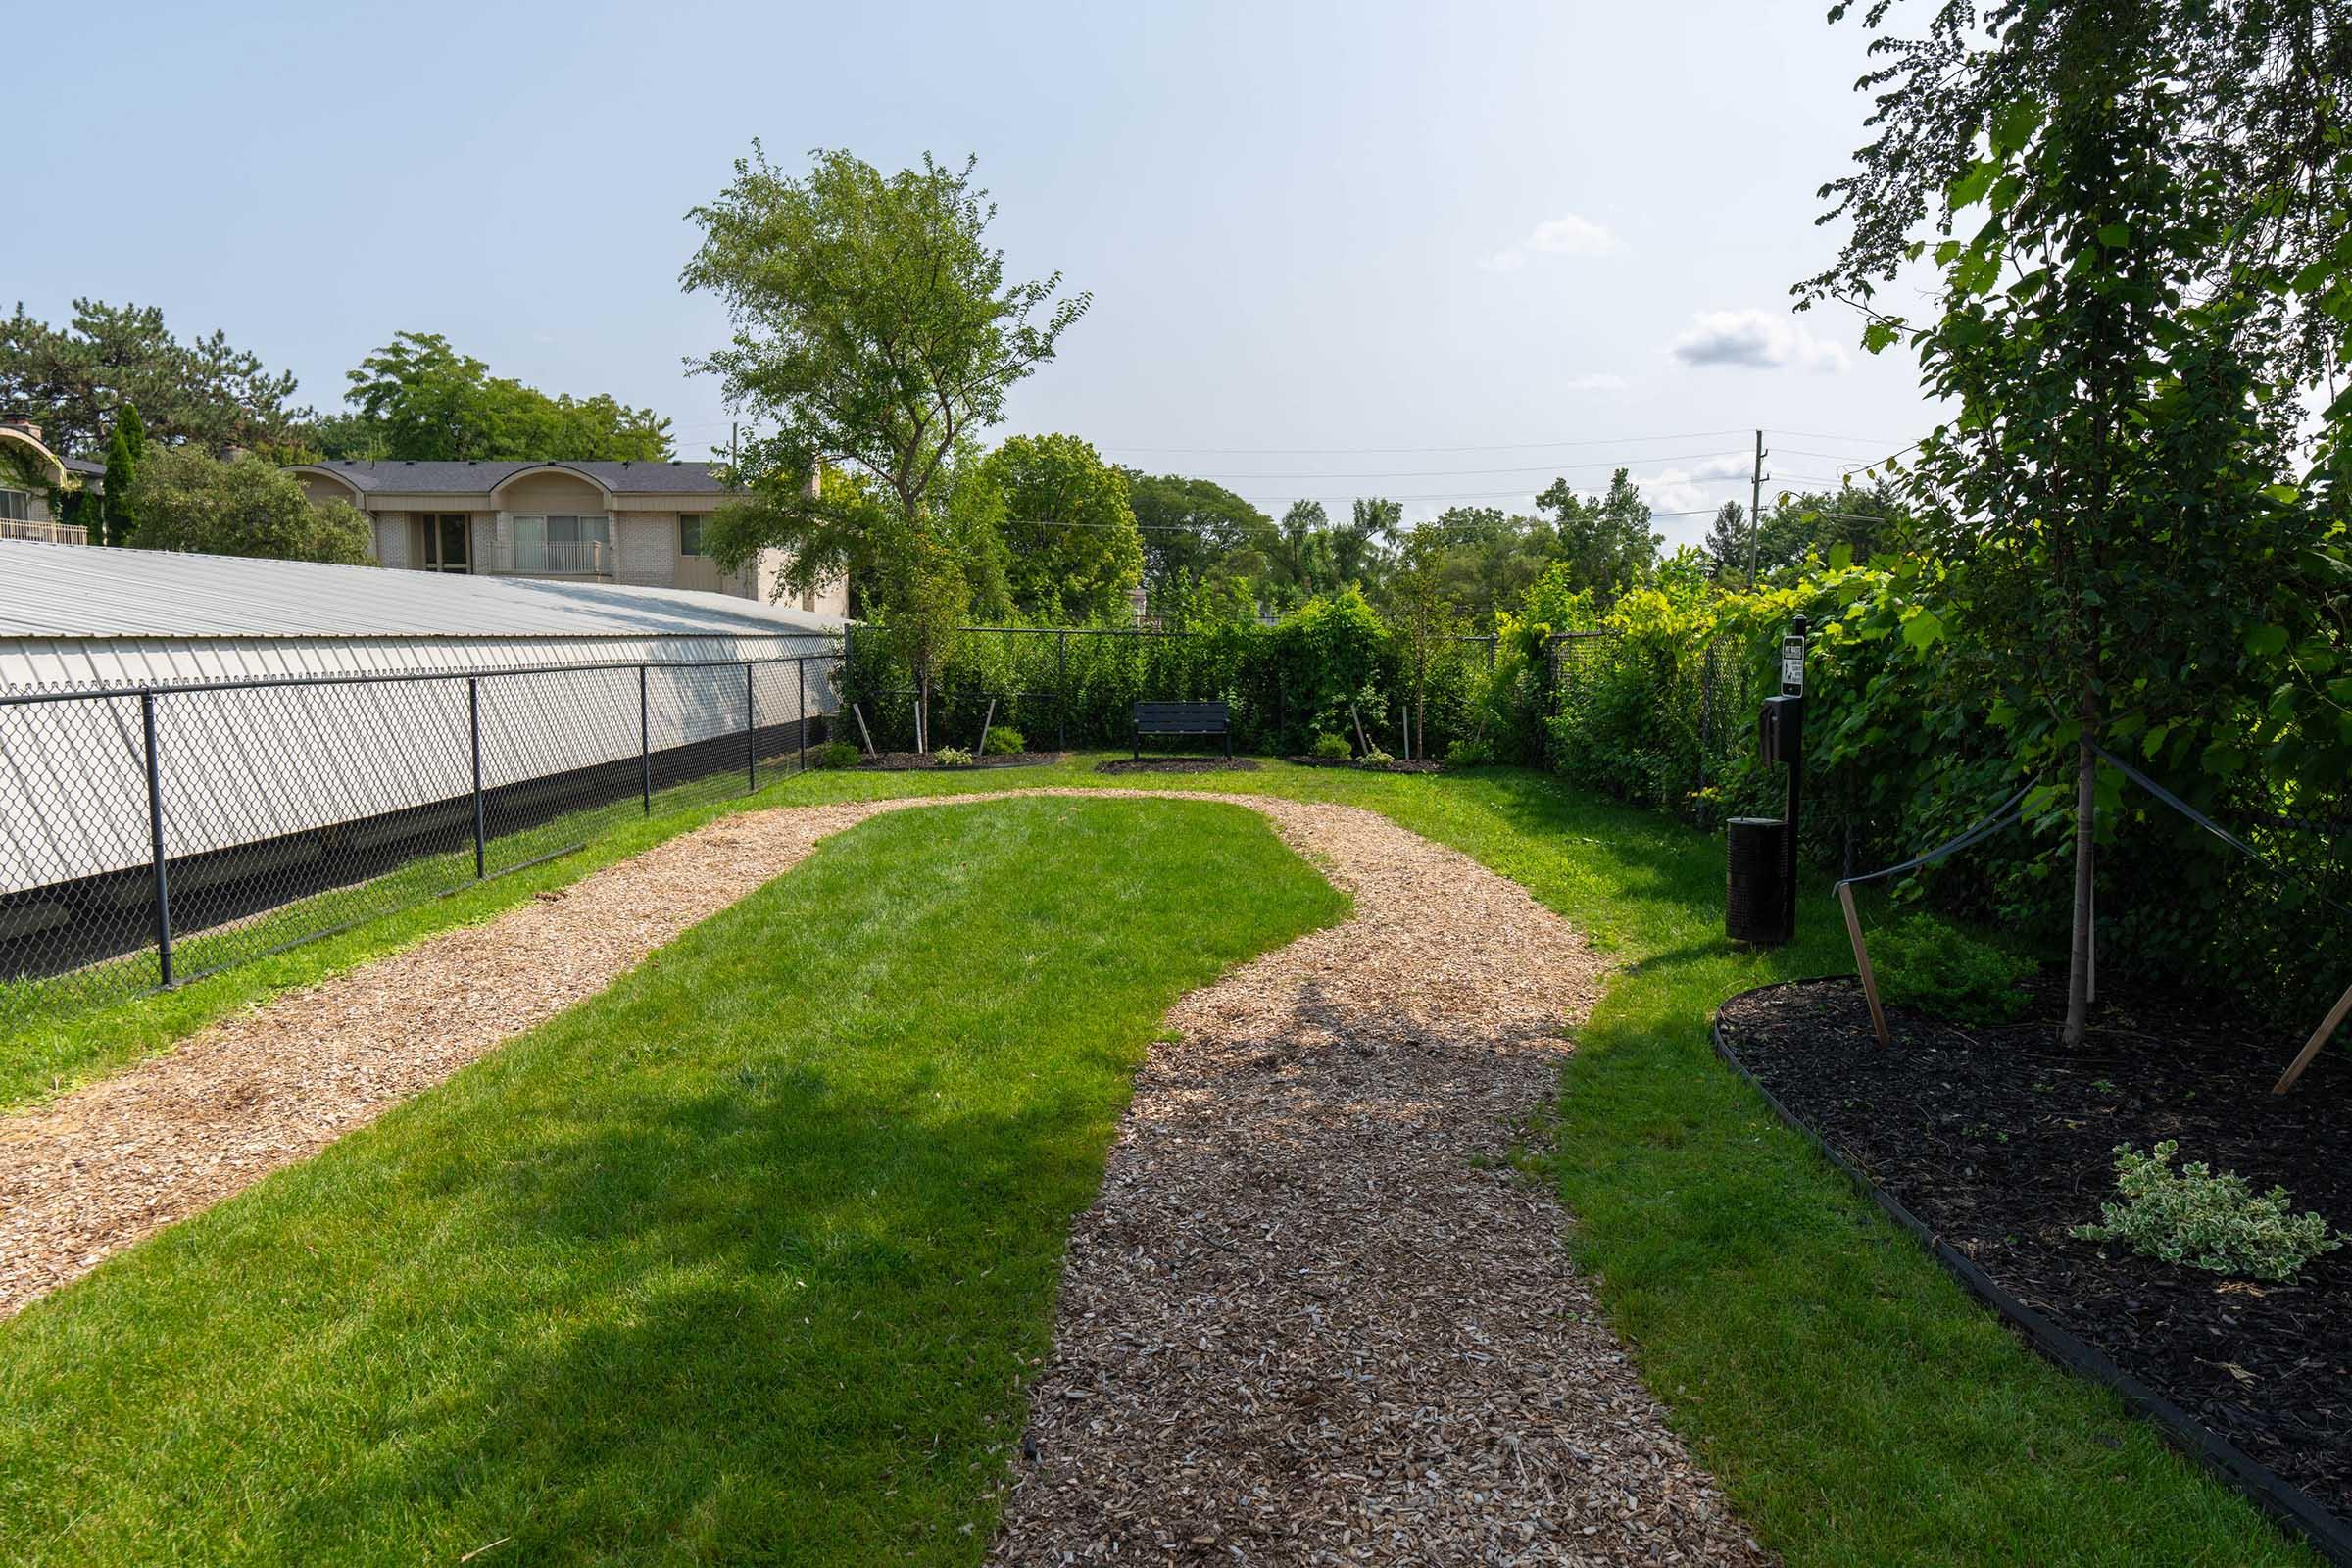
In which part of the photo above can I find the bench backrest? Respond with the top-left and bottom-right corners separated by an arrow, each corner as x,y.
1134,700 -> 1230,732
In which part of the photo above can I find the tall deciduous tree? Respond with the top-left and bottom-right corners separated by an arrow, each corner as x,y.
1125,472 -> 1276,594
983,434 -> 1144,623
338,331 -> 672,461
683,145 -> 1087,744
1536,468 -> 1659,599
1803,0 -> 2352,1044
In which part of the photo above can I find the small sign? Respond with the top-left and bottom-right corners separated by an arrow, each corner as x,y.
1780,634 -> 1805,695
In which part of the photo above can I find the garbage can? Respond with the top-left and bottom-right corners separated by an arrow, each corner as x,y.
1727,817 -> 1790,945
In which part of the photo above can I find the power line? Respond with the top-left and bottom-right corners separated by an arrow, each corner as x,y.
1182,449 -> 1746,481
1098,428 -> 1752,457
1766,428 -> 1913,445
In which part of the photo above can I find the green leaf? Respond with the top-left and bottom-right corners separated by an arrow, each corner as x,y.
1861,320 -> 1901,354
2244,624 -> 2289,657
2264,483 -> 2301,506
2096,222 -> 2130,249
1947,159 -> 2000,212
1900,608 -> 1945,651
1828,542 -> 1854,570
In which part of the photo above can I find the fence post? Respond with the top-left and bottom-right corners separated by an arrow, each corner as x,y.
745,662 -> 757,791
797,658 -> 808,773
639,664 -> 652,814
468,676 -> 486,879
140,691 -> 174,988
1056,629 -> 1068,752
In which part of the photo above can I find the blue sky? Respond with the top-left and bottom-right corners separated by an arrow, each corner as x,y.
12,0 -> 1941,547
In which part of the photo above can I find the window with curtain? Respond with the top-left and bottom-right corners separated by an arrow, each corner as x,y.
679,514 -> 704,556
512,514 -> 610,571
0,490 -> 29,522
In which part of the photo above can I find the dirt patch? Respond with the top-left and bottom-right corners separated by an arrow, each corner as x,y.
1285,754 -> 1444,774
1720,976 -> 2352,1524
1093,757 -> 1262,775
858,750 -> 1066,770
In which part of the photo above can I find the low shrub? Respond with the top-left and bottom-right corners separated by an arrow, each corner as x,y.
2073,1141 -> 2345,1282
815,739 -> 861,770
1359,745 -> 1395,767
982,725 -> 1026,756
932,747 -> 975,768
1868,913 -> 2034,1023
1446,736 -> 1492,767
1309,732 -> 1352,760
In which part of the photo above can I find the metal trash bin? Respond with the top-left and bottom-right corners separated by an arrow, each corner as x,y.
1727,817 -> 1790,945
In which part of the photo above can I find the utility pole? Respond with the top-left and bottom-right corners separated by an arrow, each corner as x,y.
1745,428 -> 1767,588
730,421 -> 739,472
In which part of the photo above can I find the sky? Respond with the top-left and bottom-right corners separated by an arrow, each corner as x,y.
10,0 -> 1946,550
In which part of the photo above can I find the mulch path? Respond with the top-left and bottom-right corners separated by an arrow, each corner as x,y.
1,788 -> 1769,1564
1094,757 -> 1263,774
1719,976 -> 2352,1522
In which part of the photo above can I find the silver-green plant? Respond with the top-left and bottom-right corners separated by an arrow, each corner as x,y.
931,746 -> 974,769
2072,1141 -> 2343,1283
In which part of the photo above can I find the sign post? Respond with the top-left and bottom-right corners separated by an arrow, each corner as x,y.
1779,617 -> 1807,940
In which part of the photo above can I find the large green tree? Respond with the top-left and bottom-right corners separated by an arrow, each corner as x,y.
982,434 -> 1143,623
125,448 -> 373,564
1536,468 -> 1659,599
682,145 -> 1087,743
1125,471 -> 1277,593
336,331 -> 672,461
0,299 -> 301,456
1804,0 -> 2352,1043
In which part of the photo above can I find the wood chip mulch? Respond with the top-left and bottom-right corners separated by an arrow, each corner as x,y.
985,791 -> 1769,1567
0,787 -> 1767,1566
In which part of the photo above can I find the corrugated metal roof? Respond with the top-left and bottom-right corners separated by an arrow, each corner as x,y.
295,459 -> 727,495
0,540 -> 846,641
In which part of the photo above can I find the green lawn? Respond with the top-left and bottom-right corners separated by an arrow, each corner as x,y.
0,796 -> 1345,1565
0,756 -> 2313,1565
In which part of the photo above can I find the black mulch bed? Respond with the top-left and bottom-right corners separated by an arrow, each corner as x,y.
857,751 -> 1067,772
1093,757 -> 1262,774
1720,975 -> 2352,1525
1283,756 -> 1444,774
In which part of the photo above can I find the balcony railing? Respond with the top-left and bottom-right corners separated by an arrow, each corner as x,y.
0,519 -> 88,546
487,539 -> 612,577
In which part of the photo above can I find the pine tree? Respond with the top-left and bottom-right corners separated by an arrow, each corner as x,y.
101,404 -> 146,548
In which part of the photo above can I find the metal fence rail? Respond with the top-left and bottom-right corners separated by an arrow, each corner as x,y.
0,646 -> 842,1027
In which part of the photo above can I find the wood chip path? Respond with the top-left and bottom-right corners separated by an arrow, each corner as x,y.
0,789 -> 1768,1565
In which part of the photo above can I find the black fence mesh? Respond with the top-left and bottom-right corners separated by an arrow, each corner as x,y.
0,648 -> 841,1031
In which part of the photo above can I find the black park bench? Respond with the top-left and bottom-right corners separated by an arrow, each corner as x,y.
1133,701 -> 1231,760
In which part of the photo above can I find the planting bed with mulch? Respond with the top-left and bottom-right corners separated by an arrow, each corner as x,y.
1284,755 -> 1443,774
857,750 -> 1066,771
1719,975 -> 2352,1532
1092,757 -> 1261,774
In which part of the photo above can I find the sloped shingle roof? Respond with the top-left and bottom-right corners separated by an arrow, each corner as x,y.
297,459 -> 728,495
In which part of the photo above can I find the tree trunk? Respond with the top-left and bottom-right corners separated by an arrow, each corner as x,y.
2062,714 -> 2097,1047
917,670 -> 930,755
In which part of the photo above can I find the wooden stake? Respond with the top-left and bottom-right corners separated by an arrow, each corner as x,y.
1349,703 -> 1369,759
851,702 -> 878,759
2272,977 -> 2352,1095
1839,881 -> 1891,1046
976,698 -> 996,759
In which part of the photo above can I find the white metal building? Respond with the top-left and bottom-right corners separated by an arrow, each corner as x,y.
0,542 -> 846,899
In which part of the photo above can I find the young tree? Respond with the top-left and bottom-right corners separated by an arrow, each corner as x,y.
983,434 -> 1144,623
126,447 -> 373,564
683,145 -> 1087,745
1702,501 -> 1749,585
1803,0 -> 2352,1045
99,402 -> 146,547
1388,532 -> 1460,760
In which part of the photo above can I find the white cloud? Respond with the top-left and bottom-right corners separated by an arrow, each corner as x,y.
1631,452 -> 1754,516
1562,372 -> 1628,393
1668,309 -> 1849,372
1481,213 -> 1621,271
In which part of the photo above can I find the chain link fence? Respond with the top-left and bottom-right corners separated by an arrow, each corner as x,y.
0,647 -> 841,1029
840,624 -> 1499,760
